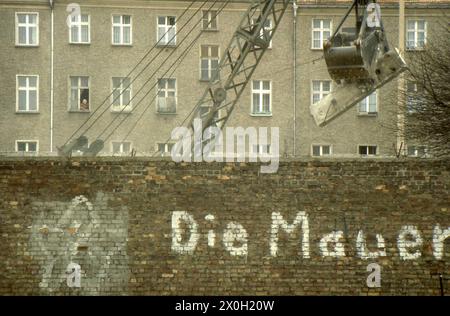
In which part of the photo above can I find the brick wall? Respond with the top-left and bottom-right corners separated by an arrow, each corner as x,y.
0,158 -> 449,295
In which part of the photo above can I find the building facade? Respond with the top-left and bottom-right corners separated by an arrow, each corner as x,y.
0,0 -> 448,157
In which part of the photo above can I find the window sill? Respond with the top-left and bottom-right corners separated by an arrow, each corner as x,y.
157,111 -> 177,115
406,47 -> 426,51
111,109 -> 132,113
250,113 -> 272,117
357,112 -> 378,117
201,29 -> 219,32
69,42 -> 91,45
15,44 -> 39,48
16,111 -> 39,114
111,43 -> 133,47
311,47 -> 324,51
156,44 -> 177,48
68,110 -> 91,113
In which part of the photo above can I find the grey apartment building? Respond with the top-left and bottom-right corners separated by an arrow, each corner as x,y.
0,0 -> 448,157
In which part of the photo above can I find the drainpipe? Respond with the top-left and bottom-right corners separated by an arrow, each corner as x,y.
397,0 -> 405,157
292,0 -> 298,157
49,0 -> 54,154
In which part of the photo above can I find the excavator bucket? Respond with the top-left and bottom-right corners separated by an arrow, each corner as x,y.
311,0 -> 408,126
57,136 -> 88,157
311,48 -> 407,126
82,139 -> 104,157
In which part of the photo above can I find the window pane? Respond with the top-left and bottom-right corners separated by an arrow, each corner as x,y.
263,94 -> 270,112
168,17 -> 176,25
168,79 -> 175,90
322,146 -> 330,155
158,26 -> 165,42
18,26 -> 27,44
81,14 -> 89,23
123,26 -> 131,43
312,146 -> 320,156
123,90 -> 130,106
201,45 -> 208,57
252,93 -> 259,112
369,94 -> 377,112
112,143 -> 120,153
18,76 -> 27,87
112,78 -> 120,88
81,25 -> 89,42
123,15 -> 131,24
17,142 -> 26,151
18,14 -> 26,23
29,90 -> 37,110
28,142 -> 37,152
168,28 -> 176,45
112,90 -> 120,105
211,46 -> 219,57
113,15 -> 120,23
253,80 -> 260,90
80,77 -> 89,87
113,27 -> 120,43
28,14 -> 37,24
210,15 -> 217,29
18,90 -> 27,110
323,20 -> 330,29
28,76 -> 37,87
71,26 -> 79,42
417,21 -> 425,30
323,81 -> 331,92
158,16 -> 165,25
359,146 -> 367,155
313,94 -> 320,104
262,81 -> 270,90
80,89 -> 89,110
368,146 -> 377,155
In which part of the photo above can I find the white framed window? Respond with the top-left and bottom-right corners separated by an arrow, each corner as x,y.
407,145 -> 428,157
252,18 -> 273,48
112,141 -> 132,155
112,15 -> 132,45
69,76 -> 90,112
251,80 -> 271,115
70,14 -> 90,44
312,19 -> 331,49
358,91 -> 377,114
15,13 -> 39,46
157,78 -> 177,114
312,144 -> 332,157
16,75 -> 38,112
157,16 -> 176,46
406,82 -> 423,113
311,80 -> 331,105
16,140 -> 38,153
111,77 -> 132,111
157,142 -> 174,156
406,19 -> 426,50
358,145 -> 377,156
202,10 -> 218,30
200,45 -> 219,81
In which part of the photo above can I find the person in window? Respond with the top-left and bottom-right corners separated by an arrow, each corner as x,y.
80,98 -> 89,111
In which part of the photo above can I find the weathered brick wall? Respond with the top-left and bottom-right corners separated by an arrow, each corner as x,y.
0,158 -> 449,295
